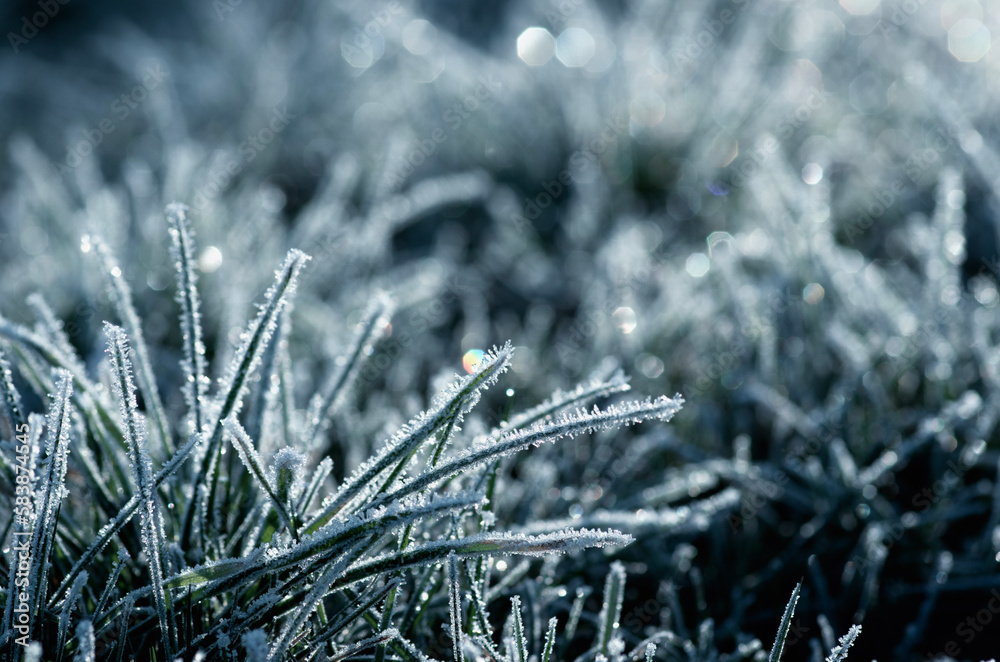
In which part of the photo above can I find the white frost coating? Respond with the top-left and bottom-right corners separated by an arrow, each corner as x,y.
24,642 -> 43,662
297,456 -> 333,515
509,595 -> 527,662
0,348 -> 25,435
166,202 -> 210,439
95,548 -> 130,618
162,546 -> 266,590
542,616 -> 558,662
769,582 -> 801,662
515,487 -> 740,536
73,620 -> 96,662
52,431 -> 202,609
172,491 -> 485,608
184,248 -> 310,546
105,323 -> 173,658
306,342 -> 513,529
269,542 -> 363,659
598,562 -> 626,658
504,369 -> 630,430
328,629 -> 401,662
825,625 -> 861,662
340,528 -> 633,586
242,628 -> 270,662
223,415 -> 297,536
272,446 -> 306,506
448,551 -> 465,662
214,249 -> 312,424
197,586 -> 283,647
371,395 -> 684,511
272,491 -> 487,573
391,630 -> 443,662
57,571 -> 89,656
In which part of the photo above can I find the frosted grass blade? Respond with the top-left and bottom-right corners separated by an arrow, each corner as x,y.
50,432 -> 200,609
769,581 -> 802,662
304,292 -> 392,450
305,342 -> 513,533
541,617 -> 557,662
27,371 -> 74,635
222,415 -> 297,538
92,236 -> 172,457
598,562 -> 626,658
826,625 -> 861,662
509,596 -> 526,662
181,248 -> 310,548
329,629 -> 400,662
166,203 -> 210,439
55,572 -> 88,662
448,552 -> 465,662
369,395 -> 684,512
104,323 -> 173,659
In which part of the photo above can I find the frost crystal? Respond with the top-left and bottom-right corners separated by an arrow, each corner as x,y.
73,620 -> 95,662
825,625 -> 861,662
242,629 -> 270,662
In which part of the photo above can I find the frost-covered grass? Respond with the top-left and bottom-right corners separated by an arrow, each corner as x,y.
4,0 -> 1000,660
0,211 -> 691,660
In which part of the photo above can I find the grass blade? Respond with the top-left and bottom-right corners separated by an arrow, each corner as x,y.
826,625 -> 861,662
304,292 -> 392,450
598,561 -> 626,658
448,552 -> 465,662
166,202 -> 210,440
180,248 -> 310,549
222,415 -> 298,539
92,236 -> 172,457
104,323 -> 173,659
769,581 -> 802,662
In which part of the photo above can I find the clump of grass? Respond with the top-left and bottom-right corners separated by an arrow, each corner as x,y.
0,204 -> 701,661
